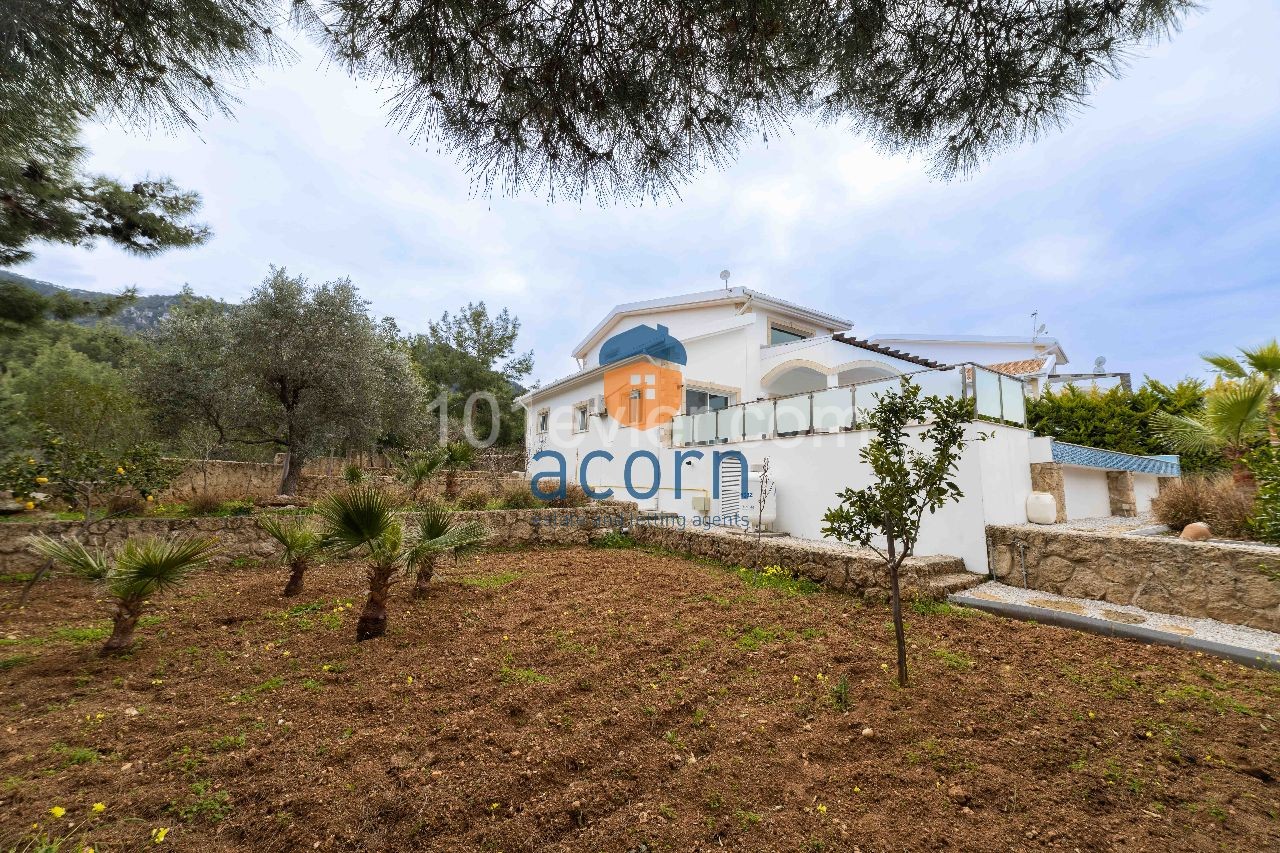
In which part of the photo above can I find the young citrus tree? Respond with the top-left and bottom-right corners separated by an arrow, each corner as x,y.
28,534 -> 219,656
259,515 -> 323,597
315,487 -> 407,641
821,381 -> 982,687
407,504 -> 487,599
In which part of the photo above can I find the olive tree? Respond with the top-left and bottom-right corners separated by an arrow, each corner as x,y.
821,380 -> 983,687
143,267 -> 426,495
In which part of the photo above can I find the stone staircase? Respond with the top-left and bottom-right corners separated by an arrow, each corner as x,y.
905,554 -> 986,598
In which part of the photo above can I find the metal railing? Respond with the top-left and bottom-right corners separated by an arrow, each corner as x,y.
671,363 -> 1026,447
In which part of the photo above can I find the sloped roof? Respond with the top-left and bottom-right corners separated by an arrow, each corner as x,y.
573,287 -> 853,360
985,356 -> 1050,376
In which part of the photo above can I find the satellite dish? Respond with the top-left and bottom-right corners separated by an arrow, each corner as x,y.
1093,356 -> 1107,374
1035,324 -> 1047,335
719,269 -> 731,289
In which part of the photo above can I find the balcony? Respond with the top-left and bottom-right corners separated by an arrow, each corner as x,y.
671,363 -> 1027,446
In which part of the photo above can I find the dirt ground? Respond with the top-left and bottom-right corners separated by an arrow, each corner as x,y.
1,544 -> 1277,852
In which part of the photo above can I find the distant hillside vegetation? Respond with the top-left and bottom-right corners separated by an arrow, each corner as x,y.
0,270 -> 193,332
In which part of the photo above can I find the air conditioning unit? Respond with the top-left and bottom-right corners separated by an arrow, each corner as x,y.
588,394 -> 606,416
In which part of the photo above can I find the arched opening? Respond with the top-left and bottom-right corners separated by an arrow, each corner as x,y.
761,360 -> 830,397
835,360 -> 901,386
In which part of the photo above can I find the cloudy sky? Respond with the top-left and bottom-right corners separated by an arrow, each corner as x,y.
18,3 -> 1280,386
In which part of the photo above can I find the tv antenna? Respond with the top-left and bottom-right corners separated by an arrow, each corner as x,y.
1093,356 -> 1107,374
719,269 -> 731,290
1031,310 -> 1046,340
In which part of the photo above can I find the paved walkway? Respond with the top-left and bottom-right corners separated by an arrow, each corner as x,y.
954,580 -> 1280,665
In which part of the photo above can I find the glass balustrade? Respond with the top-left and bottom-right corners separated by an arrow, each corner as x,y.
668,363 -> 1026,447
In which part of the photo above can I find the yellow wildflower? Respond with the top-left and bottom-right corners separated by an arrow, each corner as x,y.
49,806 -> 66,819
151,827 -> 169,843
92,802 -> 106,813
146,495 -> 154,502
406,676 -> 413,685
816,804 -> 827,814
35,476 -> 48,484
24,502 -> 34,510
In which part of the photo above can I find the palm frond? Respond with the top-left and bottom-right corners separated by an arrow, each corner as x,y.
1149,410 -> 1222,455
259,515 -> 320,559
398,448 -> 446,487
1241,339 -> 1280,377
443,441 -> 476,468
407,505 -> 488,570
315,486 -> 401,555
1203,378 -> 1269,444
110,536 -> 219,601
1202,352 -> 1247,379
26,534 -> 110,580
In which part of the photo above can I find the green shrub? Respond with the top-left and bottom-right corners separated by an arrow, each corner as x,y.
343,463 -> 364,484
1246,448 -> 1280,545
594,530 -> 634,549
1151,475 -> 1255,539
456,489 -> 491,511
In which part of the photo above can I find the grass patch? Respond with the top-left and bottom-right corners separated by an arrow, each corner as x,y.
50,743 -> 99,767
231,676 -> 284,702
0,654 -> 34,671
910,597 -> 978,617
460,571 -> 521,589
735,565 -> 821,596
933,648 -> 973,670
210,733 -> 246,752
593,531 -> 635,549
735,625 -> 789,650
1162,683 -> 1253,716
177,779 -> 233,822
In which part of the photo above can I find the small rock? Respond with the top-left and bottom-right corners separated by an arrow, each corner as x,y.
948,785 -> 970,805
1180,522 -> 1211,541
861,727 -> 874,738
123,706 -> 139,716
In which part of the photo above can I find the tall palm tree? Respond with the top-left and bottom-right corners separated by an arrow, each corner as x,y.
315,487 -> 405,641
1203,339 -> 1280,447
396,447 -> 446,502
1151,378 -> 1270,478
259,515 -> 322,596
440,441 -> 477,500
29,534 -> 218,656
407,504 -> 487,599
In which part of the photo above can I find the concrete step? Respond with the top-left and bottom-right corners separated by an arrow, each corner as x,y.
926,572 -> 985,595
907,553 -> 969,578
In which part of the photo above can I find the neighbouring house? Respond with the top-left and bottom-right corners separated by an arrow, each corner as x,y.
517,287 -> 1177,573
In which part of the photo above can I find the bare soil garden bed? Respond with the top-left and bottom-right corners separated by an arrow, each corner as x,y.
2,545 -> 1277,851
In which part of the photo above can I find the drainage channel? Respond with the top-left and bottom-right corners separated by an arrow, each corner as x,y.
949,593 -> 1280,671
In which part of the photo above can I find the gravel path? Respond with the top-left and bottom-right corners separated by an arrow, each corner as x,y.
963,580 -> 1280,658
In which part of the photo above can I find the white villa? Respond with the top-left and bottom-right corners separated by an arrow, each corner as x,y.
517,287 -> 1178,573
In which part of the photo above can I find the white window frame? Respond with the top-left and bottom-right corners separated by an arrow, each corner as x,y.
683,384 -> 736,416
535,408 -> 550,434
572,402 -> 590,434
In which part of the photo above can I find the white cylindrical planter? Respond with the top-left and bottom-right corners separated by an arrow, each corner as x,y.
1026,491 -> 1057,525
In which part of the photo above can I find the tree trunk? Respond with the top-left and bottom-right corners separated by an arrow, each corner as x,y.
356,573 -> 392,641
412,555 -> 438,599
886,537 -> 909,688
100,601 -> 143,657
279,449 -> 304,495
445,468 -> 457,500
282,561 -> 307,597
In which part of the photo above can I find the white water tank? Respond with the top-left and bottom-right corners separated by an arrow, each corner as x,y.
1026,491 -> 1057,525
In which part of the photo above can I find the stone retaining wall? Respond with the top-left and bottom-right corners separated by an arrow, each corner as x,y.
0,505 -> 634,575
163,460 -> 523,502
630,521 -> 964,600
986,524 -> 1280,632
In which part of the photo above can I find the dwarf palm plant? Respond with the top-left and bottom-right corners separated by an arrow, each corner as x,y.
407,504 -> 488,599
315,487 -> 405,641
440,441 -> 477,500
259,515 -> 322,597
1203,339 -> 1280,447
1151,378 -> 1270,478
28,534 -> 218,656
396,448 -> 446,502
